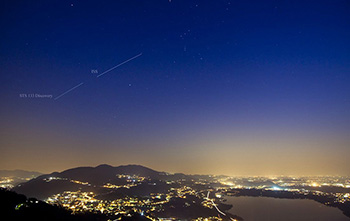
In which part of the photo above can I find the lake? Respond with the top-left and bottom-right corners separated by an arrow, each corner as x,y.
226,196 -> 350,221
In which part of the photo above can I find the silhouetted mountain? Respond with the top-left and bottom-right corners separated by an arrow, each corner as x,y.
13,164 -> 170,199
13,164 -> 216,200
58,164 -> 161,184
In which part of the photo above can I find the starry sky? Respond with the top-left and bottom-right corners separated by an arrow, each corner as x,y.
0,0 -> 349,176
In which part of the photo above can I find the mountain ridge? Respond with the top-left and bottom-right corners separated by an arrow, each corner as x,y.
12,164 -> 173,199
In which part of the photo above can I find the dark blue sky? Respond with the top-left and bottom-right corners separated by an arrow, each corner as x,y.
1,0 -> 349,175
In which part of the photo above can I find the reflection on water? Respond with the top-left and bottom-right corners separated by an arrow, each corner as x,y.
226,196 -> 349,221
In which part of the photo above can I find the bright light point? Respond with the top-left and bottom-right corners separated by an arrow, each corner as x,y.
272,186 -> 282,191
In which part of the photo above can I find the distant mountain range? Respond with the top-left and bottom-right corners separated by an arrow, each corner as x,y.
55,164 -> 162,183
12,164 -> 196,200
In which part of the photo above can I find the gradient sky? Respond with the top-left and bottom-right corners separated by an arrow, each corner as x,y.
1,0 -> 349,176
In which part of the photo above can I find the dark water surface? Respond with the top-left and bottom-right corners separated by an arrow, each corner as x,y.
226,196 -> 349,221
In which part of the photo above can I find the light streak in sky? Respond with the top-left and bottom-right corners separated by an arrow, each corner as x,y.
54,82 -> 84,100
96,53 -> 142,78
54,53 -> 142,100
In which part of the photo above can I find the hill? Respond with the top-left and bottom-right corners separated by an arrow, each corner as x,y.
0,188 -> 113,221
13,164 -> 175,199
0,188 -> 152,221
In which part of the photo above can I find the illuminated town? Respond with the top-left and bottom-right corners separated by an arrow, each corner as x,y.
1,165 -> 350,220
5,173 -> 340,220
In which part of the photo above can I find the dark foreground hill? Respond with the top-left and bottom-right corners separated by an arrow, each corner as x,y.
1,188 -> 152,221
0,188 -> 116,221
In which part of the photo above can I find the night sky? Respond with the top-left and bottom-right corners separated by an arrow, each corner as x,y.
1,0 -> 349,176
